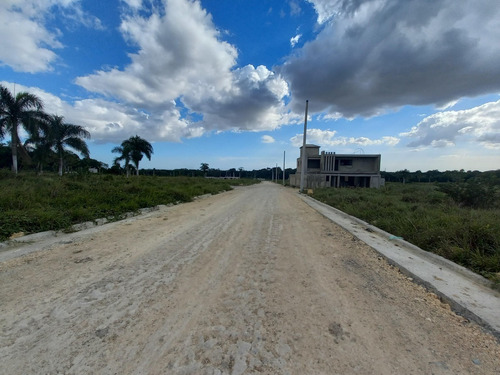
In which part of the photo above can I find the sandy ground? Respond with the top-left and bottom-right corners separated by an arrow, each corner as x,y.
1,182 -> 499,375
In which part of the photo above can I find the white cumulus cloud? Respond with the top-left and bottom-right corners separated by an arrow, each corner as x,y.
0,0 -> 102,73
0,81 -> 199,144
75,0 -> 296,141
401,99 -> 500,149
261,135 -> 276,144
290,34 -> 302,47
290,128 -> 399,147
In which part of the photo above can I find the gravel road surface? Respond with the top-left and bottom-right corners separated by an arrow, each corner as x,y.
1,182 -> 499,374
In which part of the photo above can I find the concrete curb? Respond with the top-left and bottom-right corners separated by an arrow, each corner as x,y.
1,204 -> 162,245
0,204 -> 179,263
0,193 -> 219,260
0,191 -> 219,263
299,193 -> 500,340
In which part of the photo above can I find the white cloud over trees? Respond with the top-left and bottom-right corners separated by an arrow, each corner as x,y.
290,128 -> 399,148
401,100 -> 500,149
74,0 -> 295,140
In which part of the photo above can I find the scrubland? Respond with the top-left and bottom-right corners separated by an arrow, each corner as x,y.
0,170 -> 257,241
312,182 -> 500,287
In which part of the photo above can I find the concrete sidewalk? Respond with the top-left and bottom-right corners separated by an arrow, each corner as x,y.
299,193 -> 500,340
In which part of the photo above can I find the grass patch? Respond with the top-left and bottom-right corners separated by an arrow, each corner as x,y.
312,183 -> 500,285
0,171 -> 259,241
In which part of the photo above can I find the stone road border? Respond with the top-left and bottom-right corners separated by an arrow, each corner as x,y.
299,193 -> 500,340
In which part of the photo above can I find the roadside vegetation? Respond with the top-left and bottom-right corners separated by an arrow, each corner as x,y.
311,176 -> 500,287
0,84 -> 265,243
0,171 -> 258,242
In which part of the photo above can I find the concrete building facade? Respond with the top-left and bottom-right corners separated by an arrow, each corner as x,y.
289,145 -> 384,189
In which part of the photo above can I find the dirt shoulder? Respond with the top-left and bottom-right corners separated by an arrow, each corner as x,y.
1,182 -> 499,374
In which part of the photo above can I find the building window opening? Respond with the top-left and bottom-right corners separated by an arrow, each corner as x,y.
340,159 -> 353,166
307,159 -> 320,169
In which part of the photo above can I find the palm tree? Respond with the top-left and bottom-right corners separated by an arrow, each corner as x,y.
24,115 -> 54,174
0,84 -> 46,173
48,115 -> 91,176
0,142 -> 11,169
112,144 -> 132,177
114,136 -> 153,176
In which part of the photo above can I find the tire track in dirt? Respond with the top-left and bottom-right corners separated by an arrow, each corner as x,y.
140,184 -> 288,374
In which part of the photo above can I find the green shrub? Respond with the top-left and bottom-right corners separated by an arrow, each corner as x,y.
313,183 -> 500,283
0,173 -> 244,241
437,179 -> 499,209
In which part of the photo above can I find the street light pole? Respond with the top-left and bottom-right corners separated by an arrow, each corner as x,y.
299,100 -> 309,193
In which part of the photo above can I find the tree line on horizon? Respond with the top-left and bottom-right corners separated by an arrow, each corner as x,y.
2,85 -> 498,181
0,84 -> 153,176
381,169 -> 500,184
141,166 -> 298,181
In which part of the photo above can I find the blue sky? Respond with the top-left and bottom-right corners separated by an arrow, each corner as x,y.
1,0 -> 499,172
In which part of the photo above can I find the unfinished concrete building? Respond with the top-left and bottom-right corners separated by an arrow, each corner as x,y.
289,145 -> 384,189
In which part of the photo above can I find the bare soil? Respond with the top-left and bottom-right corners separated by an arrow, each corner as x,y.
1,182 -> 499,374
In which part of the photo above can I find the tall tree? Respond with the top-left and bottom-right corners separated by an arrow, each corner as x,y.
112,144 -> 132,177
24,114 -> 54,174
200,162 -> 209,177
0,142 -> 10,169
115,136 -> 153,176
0,84 -> 45,173
48,115 -> 91,176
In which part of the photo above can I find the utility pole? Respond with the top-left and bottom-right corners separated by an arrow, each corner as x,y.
299,100 -> 309,193
283,150 -> 286,186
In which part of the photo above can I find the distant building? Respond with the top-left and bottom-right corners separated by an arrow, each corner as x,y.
289,145 -> 384,189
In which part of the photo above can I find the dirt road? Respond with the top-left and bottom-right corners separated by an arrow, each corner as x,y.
1,182 -> 499,374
